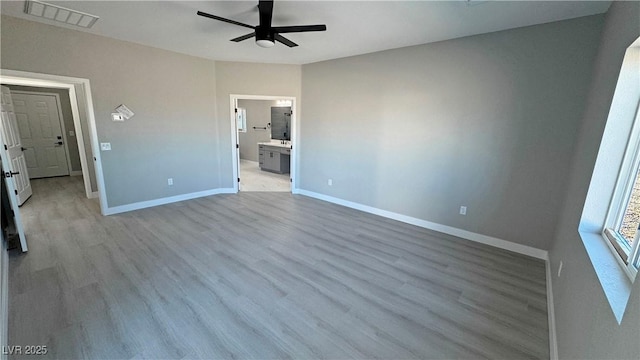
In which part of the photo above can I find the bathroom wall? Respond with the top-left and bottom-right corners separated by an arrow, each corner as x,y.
238,99 -> 277,162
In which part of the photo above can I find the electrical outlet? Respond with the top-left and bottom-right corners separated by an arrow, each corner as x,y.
328,179 -> 333,186
69,130 -> 75,136
100,142 -> 111,151
558,261 -> 563,277
459,206 -> 467,215
168,178 -> 173,186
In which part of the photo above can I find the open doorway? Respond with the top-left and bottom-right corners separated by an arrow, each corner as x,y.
230,95 -> 296,193
0,69 -> 106,252
8,88 -> 82,179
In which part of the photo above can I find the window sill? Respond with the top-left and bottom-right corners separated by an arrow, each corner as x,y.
578,227 -> 634,324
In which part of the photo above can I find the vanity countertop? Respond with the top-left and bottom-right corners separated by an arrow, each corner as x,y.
258,141 -> 292,149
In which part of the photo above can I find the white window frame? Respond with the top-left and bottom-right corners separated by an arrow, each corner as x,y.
603,99 -> 640,280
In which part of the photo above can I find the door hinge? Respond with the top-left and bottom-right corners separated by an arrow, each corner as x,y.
14,189 -> 18,195
238,177 -> 240,183
3,144 -> 6,150
235,108 -> 238,113
236,144 -> 239,149
290,178 -> 292,183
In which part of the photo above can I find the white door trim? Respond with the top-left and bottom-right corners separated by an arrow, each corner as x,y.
11,91 -> 74,177
229,94 -> 298,193
0,69 -> 107,215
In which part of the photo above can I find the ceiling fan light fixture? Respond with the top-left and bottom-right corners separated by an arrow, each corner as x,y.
197,0 -> 326,48
256,39 -> 275,48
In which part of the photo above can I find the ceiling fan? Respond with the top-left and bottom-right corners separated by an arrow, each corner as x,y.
197,0 -> 326,48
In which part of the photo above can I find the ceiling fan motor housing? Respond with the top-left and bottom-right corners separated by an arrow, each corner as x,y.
255,26 -> 275,42
255,26 -> 275,47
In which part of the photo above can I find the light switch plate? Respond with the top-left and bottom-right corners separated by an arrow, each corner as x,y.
100,142 -> 111,151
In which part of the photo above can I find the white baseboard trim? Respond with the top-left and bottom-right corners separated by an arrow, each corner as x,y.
88,191 -> 99,199
546,260 -> 559,360
69,171 -> 83,176
104,188 -> 236,215
296,189 -> 549,260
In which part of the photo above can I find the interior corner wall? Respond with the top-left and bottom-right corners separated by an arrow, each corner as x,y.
237,99 -> 278,162
1,15 -> 220,207
214,61 -> 301,188
300,15 -> 604,250
548,1 -> 640,359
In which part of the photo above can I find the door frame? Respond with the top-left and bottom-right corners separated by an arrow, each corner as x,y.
229,94 -> 298,193
0,69 -> 107,215
11,90 -> 76,177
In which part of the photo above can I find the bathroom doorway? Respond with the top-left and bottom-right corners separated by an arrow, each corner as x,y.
230,95 -> 296,193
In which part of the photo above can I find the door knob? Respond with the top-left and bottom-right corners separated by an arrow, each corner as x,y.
21,147 -> 26,152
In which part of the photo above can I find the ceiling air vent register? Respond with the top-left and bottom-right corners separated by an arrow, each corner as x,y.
24,0 -> 99,28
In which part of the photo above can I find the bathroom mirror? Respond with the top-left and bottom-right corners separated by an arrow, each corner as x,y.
271,106 -> 291,141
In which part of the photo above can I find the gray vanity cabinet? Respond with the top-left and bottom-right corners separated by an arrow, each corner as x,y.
264,149 -> 281,171
259,144 -> 291,174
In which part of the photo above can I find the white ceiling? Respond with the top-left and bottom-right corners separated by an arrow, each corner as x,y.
1,1 -> 611,65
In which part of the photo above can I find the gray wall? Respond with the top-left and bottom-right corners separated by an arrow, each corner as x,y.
1,15 -> 220,207
6,85 -> 82,172
549,2 -> 640,359
237,99 -> 277,162
300,15 -> 603,250
215,61 -> 301,188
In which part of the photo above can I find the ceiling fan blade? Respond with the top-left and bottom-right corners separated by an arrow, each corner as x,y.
230,32 -> 256,42
197,11 -> 255,30
275,34 -> 298,48
258,0 -> 274,28
272,25 -> 327,33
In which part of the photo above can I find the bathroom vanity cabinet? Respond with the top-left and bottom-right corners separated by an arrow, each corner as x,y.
258,144 -> 291,174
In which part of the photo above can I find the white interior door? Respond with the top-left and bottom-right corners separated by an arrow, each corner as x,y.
0,162 -> 28,252
11,92 -> 69,178
0,86 -> 32,205
235,103 -> 242,192
0,88 -> 28,252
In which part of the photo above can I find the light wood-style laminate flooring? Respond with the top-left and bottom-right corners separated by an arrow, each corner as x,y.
9,176 -> 549,359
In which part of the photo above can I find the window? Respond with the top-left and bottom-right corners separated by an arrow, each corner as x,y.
579,38 -> 639,322
603,99 -> 640,279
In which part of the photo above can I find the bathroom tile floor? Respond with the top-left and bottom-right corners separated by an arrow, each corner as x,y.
240,159 -> 291,192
